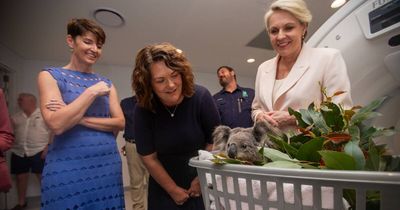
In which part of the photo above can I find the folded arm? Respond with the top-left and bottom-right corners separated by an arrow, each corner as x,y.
79,85 -> 125,132
38,71 -> 112,135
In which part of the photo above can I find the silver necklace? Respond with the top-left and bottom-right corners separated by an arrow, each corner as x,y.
164,104 -> 178,117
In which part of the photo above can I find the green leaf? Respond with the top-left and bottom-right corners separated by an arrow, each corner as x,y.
366,191 -> 381,209
359,125 -> 376,148
321,102 -> 345,132
268,133 -> 298,158
371,127 -> 396,138
384,156 -> 400,171
308,102 -> 316,111
343,189 -> 356,209
290,134 -> 312,144
299,109 -> 314,126
309,109 -> 331,134
258,145 -> 264,156
350,97 -> 386,125
379,156 -> 388,171
211,158 -> 227,165
319,151 -> 356,170
257,146 -> 267,164
344,141 -> 366,170
263,148 -> 298,162
288,107 -> 308,128
290,142 -> 303,149
277,88 -> 395,174
348,125 -> 360,143
296,137 -> 324,162
365,141 -> 389,170
211,154 -> 251,165
298,162 -> 319,169
263,160 -> 302,169
320,104 -> 332,112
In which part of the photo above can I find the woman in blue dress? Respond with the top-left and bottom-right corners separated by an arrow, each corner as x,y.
132,43 -> 221,210
37,18 -> 125,210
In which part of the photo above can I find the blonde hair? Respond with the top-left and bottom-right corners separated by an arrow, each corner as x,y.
264,0 -> 312,31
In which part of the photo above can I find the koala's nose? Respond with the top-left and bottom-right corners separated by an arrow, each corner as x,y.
227,144 -> 237,159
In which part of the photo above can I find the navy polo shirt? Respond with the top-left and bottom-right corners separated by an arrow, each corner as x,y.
120,96 -> 136,140
213,86 -> 255,128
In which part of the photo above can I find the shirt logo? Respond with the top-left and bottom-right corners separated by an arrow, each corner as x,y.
242,91 -> 248,98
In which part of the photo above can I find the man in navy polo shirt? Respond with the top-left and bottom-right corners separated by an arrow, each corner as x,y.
213,66 -> 255,128
120,96 -> 149,210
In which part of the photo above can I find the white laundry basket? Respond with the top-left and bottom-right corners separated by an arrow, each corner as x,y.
189,157 -> 400,210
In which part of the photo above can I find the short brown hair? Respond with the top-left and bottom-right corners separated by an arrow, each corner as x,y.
67,18 -> 106,45
132,42 -> 195,112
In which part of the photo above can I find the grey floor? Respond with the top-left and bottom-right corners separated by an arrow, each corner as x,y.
5,190 -> 134,210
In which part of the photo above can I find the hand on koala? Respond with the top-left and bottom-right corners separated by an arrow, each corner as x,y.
87,81 -> 110,96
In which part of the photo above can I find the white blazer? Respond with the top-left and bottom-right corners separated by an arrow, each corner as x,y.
252,44 -> 353,121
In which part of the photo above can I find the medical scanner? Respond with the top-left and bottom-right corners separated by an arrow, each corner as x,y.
308,0 -> 400,154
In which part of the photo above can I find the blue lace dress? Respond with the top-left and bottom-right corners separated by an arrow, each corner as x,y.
41,68 -> 125,210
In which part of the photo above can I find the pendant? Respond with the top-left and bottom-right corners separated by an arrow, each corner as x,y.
164,104 -> 178,118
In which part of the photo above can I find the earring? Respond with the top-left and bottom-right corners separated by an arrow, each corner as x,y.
69,47 -> 73,52
302,33 -> 305,40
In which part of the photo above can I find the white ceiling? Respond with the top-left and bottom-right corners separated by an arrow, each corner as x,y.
0,0 -> 338,77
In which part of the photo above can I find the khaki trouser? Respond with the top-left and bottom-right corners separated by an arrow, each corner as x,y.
125,141 -> 149,210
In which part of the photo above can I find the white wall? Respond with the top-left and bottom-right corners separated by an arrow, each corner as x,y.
0,46 -> 256,207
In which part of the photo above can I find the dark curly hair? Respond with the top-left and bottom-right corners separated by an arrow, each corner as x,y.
132,42 -> 195,112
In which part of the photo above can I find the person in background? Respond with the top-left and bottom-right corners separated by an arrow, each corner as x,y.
120,95 -> 149,210
252,0 -> 352,132
0,88 -> 14,193
10,93 -> 50,210
37,18 -> 125,209
213,66 -> 255,128
132,42 -> 221,210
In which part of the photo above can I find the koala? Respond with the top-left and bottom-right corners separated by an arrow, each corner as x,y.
212,121 -> 278,163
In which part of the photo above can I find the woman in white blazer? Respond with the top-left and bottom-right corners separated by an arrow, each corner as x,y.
252,0 -> 352,132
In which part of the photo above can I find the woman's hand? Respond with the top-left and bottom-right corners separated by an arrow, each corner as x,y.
266,111 -> 296,128
168,185 -> 190,205
188,177 -> 201,198
87,81 -> 111,96
256,112 -> 279,127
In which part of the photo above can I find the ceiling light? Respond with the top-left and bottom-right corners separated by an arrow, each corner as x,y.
93,8 -> 125,27
331,0 -> 346,8
247,58 -> 255,63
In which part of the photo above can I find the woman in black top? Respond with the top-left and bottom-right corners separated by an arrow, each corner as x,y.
132,42 -> 220,210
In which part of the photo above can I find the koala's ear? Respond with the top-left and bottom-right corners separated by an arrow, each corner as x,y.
252,121 -> 273,143
212,125 -> 231,151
